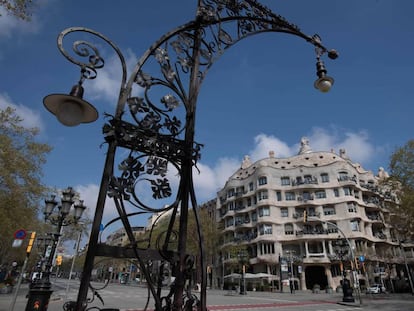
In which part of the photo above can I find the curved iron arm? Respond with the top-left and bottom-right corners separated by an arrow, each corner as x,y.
47,1 -> 337,311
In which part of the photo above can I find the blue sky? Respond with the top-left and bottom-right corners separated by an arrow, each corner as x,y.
1,0 -> 414,233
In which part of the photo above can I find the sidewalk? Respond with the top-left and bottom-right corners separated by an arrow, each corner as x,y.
0,283 -> 64,311
0,286 -> 343,311
2,284 -> 413,311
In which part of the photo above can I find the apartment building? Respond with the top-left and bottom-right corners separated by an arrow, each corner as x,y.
215,138 -> 413,292
102,226 -> 147,282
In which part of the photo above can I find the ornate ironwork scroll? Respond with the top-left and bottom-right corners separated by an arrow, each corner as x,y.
51,1 -> 336,310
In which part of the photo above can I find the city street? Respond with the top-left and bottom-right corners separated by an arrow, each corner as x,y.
2,279 -> 414,311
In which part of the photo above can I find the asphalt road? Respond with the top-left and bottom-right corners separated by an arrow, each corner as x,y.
2,279 -> 414,311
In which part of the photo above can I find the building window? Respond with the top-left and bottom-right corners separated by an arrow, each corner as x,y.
259,224 -> 273,235
315,190 -> 326,199
260,242 -> 275,254
327,222 -> 338,233
226,217 -> 234,227
343,187 -> 352,196
259,206 -> 270,217
228,201 -> 234,210
249,182 -> 254,191
235,200 -> 244,210
321,173 -> 329,183
323,205 -> 336,215
251,211 -> 257,222
276,191 -> 282,201
331,264 -> 342,277
285,192 -> 296,201
348,202 -> 357,213
350,220 -> 360,231
235,186 -> 244,197
247,197 -> 252,207
281,207 -> 288,217
303,191 -> 313,201
304,175 -> 313,183
258,176 -> 267,186
228,188 -> 235,197
284,223 -> 294,235
338,171 -> 349,181
257,190 -> 268,201
281,177 -> 290,186
333,188 -> 339,197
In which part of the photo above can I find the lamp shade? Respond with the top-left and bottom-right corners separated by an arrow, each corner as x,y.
44,195 -> 58,219
73,200 -> 87,220
60,199 -> 73,215
62,187 -> 75,202
43,84 -> 98,126
314,76 -> 334,93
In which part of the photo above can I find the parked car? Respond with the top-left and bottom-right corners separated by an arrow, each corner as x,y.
366,284 -> 385,294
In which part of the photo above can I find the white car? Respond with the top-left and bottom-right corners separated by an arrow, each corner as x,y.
366,284 -> 385,294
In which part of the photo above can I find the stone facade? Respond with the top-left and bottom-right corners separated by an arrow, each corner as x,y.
214,139 -> 414,292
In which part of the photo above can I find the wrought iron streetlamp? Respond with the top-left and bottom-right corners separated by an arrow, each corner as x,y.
42,1 -> 337,310
25,187 -> 86,311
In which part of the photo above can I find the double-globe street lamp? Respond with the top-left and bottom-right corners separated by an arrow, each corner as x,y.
25,187 -> 86,311
42,1 -> 338,310
332,238 -> 356,303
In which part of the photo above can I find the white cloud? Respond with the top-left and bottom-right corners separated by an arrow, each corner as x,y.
87,49 -> 139,105
0,92 -> 44,131
0,7 -> 41,38
250,134 -> 292,159
249,128 -> 377,165
194,157 -> 240,199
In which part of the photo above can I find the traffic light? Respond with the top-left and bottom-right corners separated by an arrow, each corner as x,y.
303,210 -> 308,222
26,231 -> 36,254
56,255 -> 63,266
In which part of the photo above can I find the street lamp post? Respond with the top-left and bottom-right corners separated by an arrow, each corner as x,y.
333,238 -> 357,303
237,250 -> 248,295
42,1 -> 337,310
286,250 -> 295,294
33,234 -> 54,281
25,187 -> 86,311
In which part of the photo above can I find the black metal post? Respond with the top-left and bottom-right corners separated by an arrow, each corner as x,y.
26,189 -> 84,311
25,225 -> 62,311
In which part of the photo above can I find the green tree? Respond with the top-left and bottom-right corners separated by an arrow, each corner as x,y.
0,0 -> 34,20
0,107 -> 52,264
388,139 -> 414,238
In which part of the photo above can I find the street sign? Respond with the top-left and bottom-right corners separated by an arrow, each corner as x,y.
12,239 -> 23,247
14,229 -> 27,240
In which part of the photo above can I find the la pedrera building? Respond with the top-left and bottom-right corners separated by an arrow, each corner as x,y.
212,138 -> 414,292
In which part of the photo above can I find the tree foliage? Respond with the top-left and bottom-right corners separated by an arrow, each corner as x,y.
0,0 -> 33,20
140,208 -> 220,258
388,139 -> 414,238
0,107 -> 52,264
